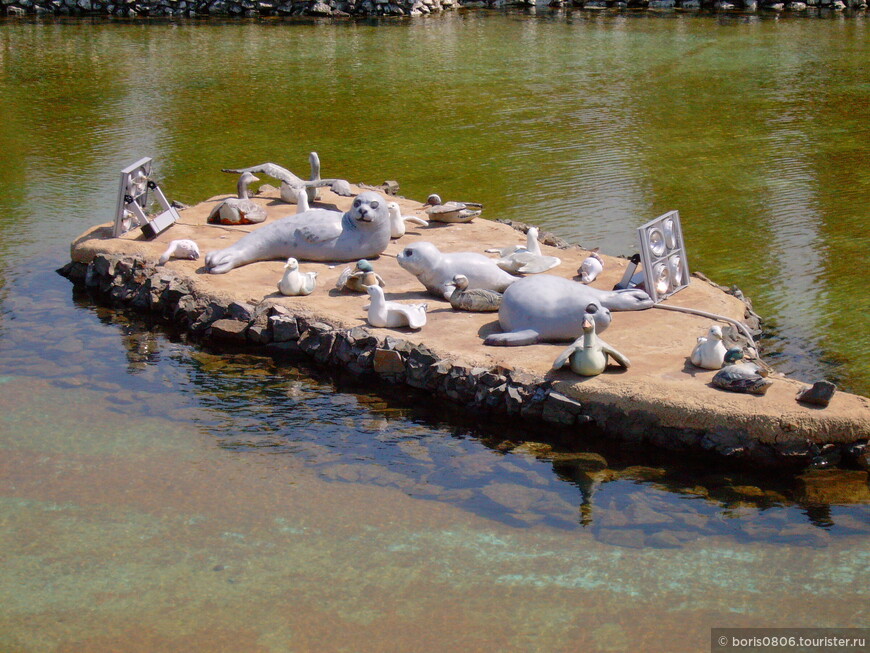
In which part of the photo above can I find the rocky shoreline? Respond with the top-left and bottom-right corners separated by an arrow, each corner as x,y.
3,0 -> 866,19
58,250 -> 868,471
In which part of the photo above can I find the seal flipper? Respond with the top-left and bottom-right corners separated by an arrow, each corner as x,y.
299,222 -> 342,244
484,329 -> 541,347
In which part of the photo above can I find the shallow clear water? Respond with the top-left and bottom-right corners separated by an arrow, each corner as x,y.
0,13 -> 868,651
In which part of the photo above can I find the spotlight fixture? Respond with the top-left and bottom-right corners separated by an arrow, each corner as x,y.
637,210 -> 690,303
112,157 -> 179,238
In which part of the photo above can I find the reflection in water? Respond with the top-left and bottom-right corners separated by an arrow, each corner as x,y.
4,262 -> 866,546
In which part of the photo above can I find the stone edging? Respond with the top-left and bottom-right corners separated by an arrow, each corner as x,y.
4,0 -> 866,18
58,253 -> 868,470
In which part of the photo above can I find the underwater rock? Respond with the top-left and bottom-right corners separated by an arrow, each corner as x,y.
795,469 -> 870,505
550,451 -> 609,472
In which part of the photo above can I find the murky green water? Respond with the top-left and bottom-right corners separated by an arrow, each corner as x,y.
0,14 -> 868,652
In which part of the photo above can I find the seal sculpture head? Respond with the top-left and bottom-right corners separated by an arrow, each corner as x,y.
397,241 -> 519,299
205,190 -> 391,274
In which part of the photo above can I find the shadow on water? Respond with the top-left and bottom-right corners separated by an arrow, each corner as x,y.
2,258 -> 860,550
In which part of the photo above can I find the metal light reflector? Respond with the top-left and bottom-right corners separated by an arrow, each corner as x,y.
113,157 -> 180,238
637,210 -> 690,303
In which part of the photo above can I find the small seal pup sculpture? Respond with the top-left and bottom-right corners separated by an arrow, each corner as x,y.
387,202 -> 428,239
712,348 -> 773,395
578,250 -> 604,284
158,239 -> 200,265
204,191 -> 392,274
552,308 -> 631,377
445,274 -> 502,312
689,324 -> 728,370
224,151 -> 353,204
278,257 -> 318,296
397,241 -> 519,300
364,285 -> 428,330
207,172 -> 267,225
336,259 -> 385,293
484,274 -> 653,346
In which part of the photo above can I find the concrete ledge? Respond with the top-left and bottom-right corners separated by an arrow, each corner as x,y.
60,185 -> 870,469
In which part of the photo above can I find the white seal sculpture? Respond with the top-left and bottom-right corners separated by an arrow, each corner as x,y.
207,172 -> 267,225
364,285 -> 428,330
387,202 -> 428,239
689,324 -> 728,370
397,241 -> 519,300
484,274 -> 653,346
158,239 -> 200,265
552,310 -> 631,377
278,258 -> 318,296
204,191 -> 391,274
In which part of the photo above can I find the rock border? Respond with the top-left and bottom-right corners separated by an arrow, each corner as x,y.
3,0 -> 866,19
58,253 -> 868,471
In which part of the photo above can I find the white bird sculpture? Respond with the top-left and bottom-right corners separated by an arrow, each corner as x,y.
690,324 -> 728,370
158,239 -> 200,265
277,257 -> 318,296
225,152 -> 353,205
295,187 -> 310,214
207,172 -> 267,225
578,250 -> 604,284
387,202 -> 428,239
364,285 -> 428,330
488,227 -> 561,274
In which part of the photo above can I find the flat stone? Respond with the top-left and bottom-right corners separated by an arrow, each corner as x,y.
373,348 -> 405,375
796,380 -> 837,407
209,319 -> 248,342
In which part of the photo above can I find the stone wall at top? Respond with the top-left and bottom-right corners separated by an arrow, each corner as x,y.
3,0 -> 866,18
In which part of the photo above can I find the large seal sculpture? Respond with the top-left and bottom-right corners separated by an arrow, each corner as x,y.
204,191 -> 391,274
396,241 -> 519,300
484,274 -> 654,346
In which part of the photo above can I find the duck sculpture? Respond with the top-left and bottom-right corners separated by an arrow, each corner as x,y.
336,259 -> 385,293
578,250 -> 604,284
711,349 -> 773,395
488,227 -> 561,275
445,274 -> 502,312
207,172 -> 268,225
277,257 -> 318,296
158,239 -> 200,265
387,202 -> 428,239
552,309 -> 631,377
424,194 -> 482,223
364,285 -> 428,330
690,324 -> 728,370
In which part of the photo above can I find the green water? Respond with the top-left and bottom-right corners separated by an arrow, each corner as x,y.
0,14 -> 868,652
